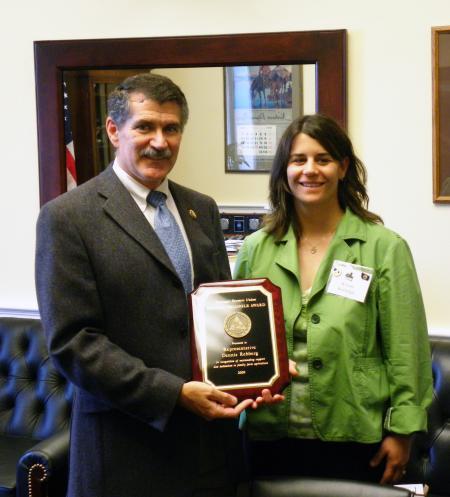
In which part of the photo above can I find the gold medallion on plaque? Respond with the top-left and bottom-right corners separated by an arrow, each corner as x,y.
224,312 -> 252,339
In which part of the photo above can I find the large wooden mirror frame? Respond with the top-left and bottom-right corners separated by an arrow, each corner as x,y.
34,30 -> 346,206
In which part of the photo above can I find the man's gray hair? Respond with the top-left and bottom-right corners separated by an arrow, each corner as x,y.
107,73 -> 189,129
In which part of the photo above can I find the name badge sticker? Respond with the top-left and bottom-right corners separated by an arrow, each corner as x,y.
326,260 -> 374,303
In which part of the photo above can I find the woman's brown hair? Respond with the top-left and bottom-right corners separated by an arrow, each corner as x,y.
264,114 -> 382,239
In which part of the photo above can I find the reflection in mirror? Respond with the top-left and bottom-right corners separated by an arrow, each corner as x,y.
63,65 -> 316,184
223,65 -> 315,172
34,31 -> 346,204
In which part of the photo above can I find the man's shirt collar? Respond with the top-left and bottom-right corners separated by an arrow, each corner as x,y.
112,159 -> 170,212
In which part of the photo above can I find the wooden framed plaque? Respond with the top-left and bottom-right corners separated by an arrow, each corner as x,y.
189,278 -> 289,399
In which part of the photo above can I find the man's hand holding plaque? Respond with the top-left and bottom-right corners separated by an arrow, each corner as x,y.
189,278 -> 291,400
178,381 -> 254,420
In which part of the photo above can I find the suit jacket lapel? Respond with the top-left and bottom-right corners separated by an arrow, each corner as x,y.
169,182 -> 210,285
97,167 -> 176,277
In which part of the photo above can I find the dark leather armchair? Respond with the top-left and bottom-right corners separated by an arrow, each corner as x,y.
243,478 -> 412,496
245,336 -> 450,497
0,317 -> 73,497
403,336 -> 450,497
1,321 -> 449,497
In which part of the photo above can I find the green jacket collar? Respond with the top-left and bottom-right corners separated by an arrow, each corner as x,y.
274,208 -> 368,298
335,208 -> 368,244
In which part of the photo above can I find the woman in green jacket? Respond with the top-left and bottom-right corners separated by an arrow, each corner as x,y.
234,114 -> 432,484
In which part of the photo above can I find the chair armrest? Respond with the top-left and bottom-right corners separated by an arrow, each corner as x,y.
246,478 -> 414,497
16,429 -> 70,497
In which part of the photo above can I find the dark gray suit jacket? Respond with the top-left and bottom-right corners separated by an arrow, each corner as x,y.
35,166 -> 240,497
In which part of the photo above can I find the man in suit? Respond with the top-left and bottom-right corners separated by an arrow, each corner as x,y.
35,73 -> 259,497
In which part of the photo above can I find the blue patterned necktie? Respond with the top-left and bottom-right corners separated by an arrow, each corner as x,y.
147,190 -> 193,293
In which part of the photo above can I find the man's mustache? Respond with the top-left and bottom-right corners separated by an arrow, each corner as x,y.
139,148 -> 172,160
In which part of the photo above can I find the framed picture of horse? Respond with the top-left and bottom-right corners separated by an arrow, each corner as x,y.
224,64 -> 303,172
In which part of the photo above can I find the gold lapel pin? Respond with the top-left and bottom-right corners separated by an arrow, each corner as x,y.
189,209 -> 197,220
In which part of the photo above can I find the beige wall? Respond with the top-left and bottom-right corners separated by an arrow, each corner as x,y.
1,0 -> 450,334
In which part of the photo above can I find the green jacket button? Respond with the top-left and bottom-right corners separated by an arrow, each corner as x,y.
312,358 -> 323,370
311,314 -> 320,324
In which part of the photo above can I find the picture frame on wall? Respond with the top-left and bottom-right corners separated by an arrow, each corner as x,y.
432,26 -> 450,203
224,65 -> 303,173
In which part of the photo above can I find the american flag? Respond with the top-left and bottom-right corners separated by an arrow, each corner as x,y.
63,81 -> 77,190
